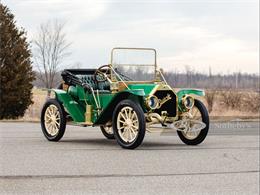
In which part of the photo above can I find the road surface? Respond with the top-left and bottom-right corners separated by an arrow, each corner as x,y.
0,121 -> 259,194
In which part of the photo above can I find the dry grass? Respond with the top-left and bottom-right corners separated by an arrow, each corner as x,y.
16,88 -> 260,122
205,89 -> 217,113
205,89 -> 259,120
19,88 -> 48,122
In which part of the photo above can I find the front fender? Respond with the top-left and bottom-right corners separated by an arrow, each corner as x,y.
177,89 -> 205,109
94,90 -> 145,125
177,89 -> 205,99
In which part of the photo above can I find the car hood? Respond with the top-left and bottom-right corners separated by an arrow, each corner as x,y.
127,83 -> 158,96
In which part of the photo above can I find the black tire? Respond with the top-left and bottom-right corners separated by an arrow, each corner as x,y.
100,126 -> 115,139
112,100 -> 146,149
41,99 -> 66,141
177,99 -> 209,145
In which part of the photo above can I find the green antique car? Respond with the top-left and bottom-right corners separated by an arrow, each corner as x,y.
41,48 -> 209,149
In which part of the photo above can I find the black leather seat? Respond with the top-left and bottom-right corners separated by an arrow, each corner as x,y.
81,75 -> 110,92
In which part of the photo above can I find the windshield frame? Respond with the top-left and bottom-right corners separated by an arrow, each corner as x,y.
110,47 -> 157,82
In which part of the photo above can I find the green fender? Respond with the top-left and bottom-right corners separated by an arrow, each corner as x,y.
94,89 -> 145,125
177,88 -> 205,111
51,89 -> 85,122
177,88 -> 205,102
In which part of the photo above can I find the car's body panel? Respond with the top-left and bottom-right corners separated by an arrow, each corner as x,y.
94,90 -> 145,124
51,89 -> 85,122
177,89 -> 205,100
177,89 -> 205,111
52,87 -> 147,124
127,84 -> 157,95
94,91 -> 145,125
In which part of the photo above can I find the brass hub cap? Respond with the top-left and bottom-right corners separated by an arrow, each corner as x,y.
44,105 -> 61,136
103,126 -> 113,134
117,106 -> 139,143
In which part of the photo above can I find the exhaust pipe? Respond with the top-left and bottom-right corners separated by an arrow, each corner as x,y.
146,113 -> 164,125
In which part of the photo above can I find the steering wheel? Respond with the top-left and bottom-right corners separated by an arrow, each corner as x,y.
94,65 -> 111,82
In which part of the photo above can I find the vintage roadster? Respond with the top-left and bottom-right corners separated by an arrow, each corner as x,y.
41,48 -> 209,149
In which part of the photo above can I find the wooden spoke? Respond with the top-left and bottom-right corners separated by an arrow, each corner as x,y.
44,104 -> 61,136
117,106 -> 139,143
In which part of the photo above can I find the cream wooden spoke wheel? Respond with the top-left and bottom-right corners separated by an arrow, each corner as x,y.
103,126 -> 113,134
44,105 -> 60,136
41,99 -> 66,142
177,99 -> 209,145
100,125 -> 114,139
117,106 -> 139,143
113,100 -> 146,149
181,106 -> 202,140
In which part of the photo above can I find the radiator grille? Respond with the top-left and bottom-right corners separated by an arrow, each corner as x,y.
153,90 -> 177,117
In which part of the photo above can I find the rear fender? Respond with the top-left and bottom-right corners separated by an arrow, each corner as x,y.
51,89 -> 85,122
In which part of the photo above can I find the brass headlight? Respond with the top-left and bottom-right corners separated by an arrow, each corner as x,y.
182,95 -> 194,110
145,95 -> 159,110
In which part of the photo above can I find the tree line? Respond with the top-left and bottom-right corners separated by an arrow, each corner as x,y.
32,67 -> 259,90
163,71 -> 259,90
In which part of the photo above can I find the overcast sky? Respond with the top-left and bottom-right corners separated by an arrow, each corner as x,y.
2,0 -> 259,74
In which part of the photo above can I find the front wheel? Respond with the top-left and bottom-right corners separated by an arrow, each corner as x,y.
177,99 -> 209,145
41,99 -> 66,141
112,100 -> 146,149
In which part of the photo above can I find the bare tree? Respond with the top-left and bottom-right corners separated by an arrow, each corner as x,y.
33,20 -> 71,94
185,65 -> 192,87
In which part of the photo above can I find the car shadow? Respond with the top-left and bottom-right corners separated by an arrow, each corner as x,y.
58,138 -> 253,151
61,138 -> 116,146
60,138 -> 192,150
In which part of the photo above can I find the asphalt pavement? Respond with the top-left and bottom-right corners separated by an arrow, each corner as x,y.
0,121 -> 259,195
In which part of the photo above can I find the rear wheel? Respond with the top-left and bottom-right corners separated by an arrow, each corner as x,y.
112,100 -> 145,149
41,99 -> 66,141
177,99 -> 209,145
100,125 -> 114,139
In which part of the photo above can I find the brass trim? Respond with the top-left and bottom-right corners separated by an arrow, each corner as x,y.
111,47 -> 157,67
85,104 -> 92,124
181,95 -> 195,110
145,95 -> 159,110
110,47 -> 157,82
148,84 -> 179,121
157,93 -> 172,109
